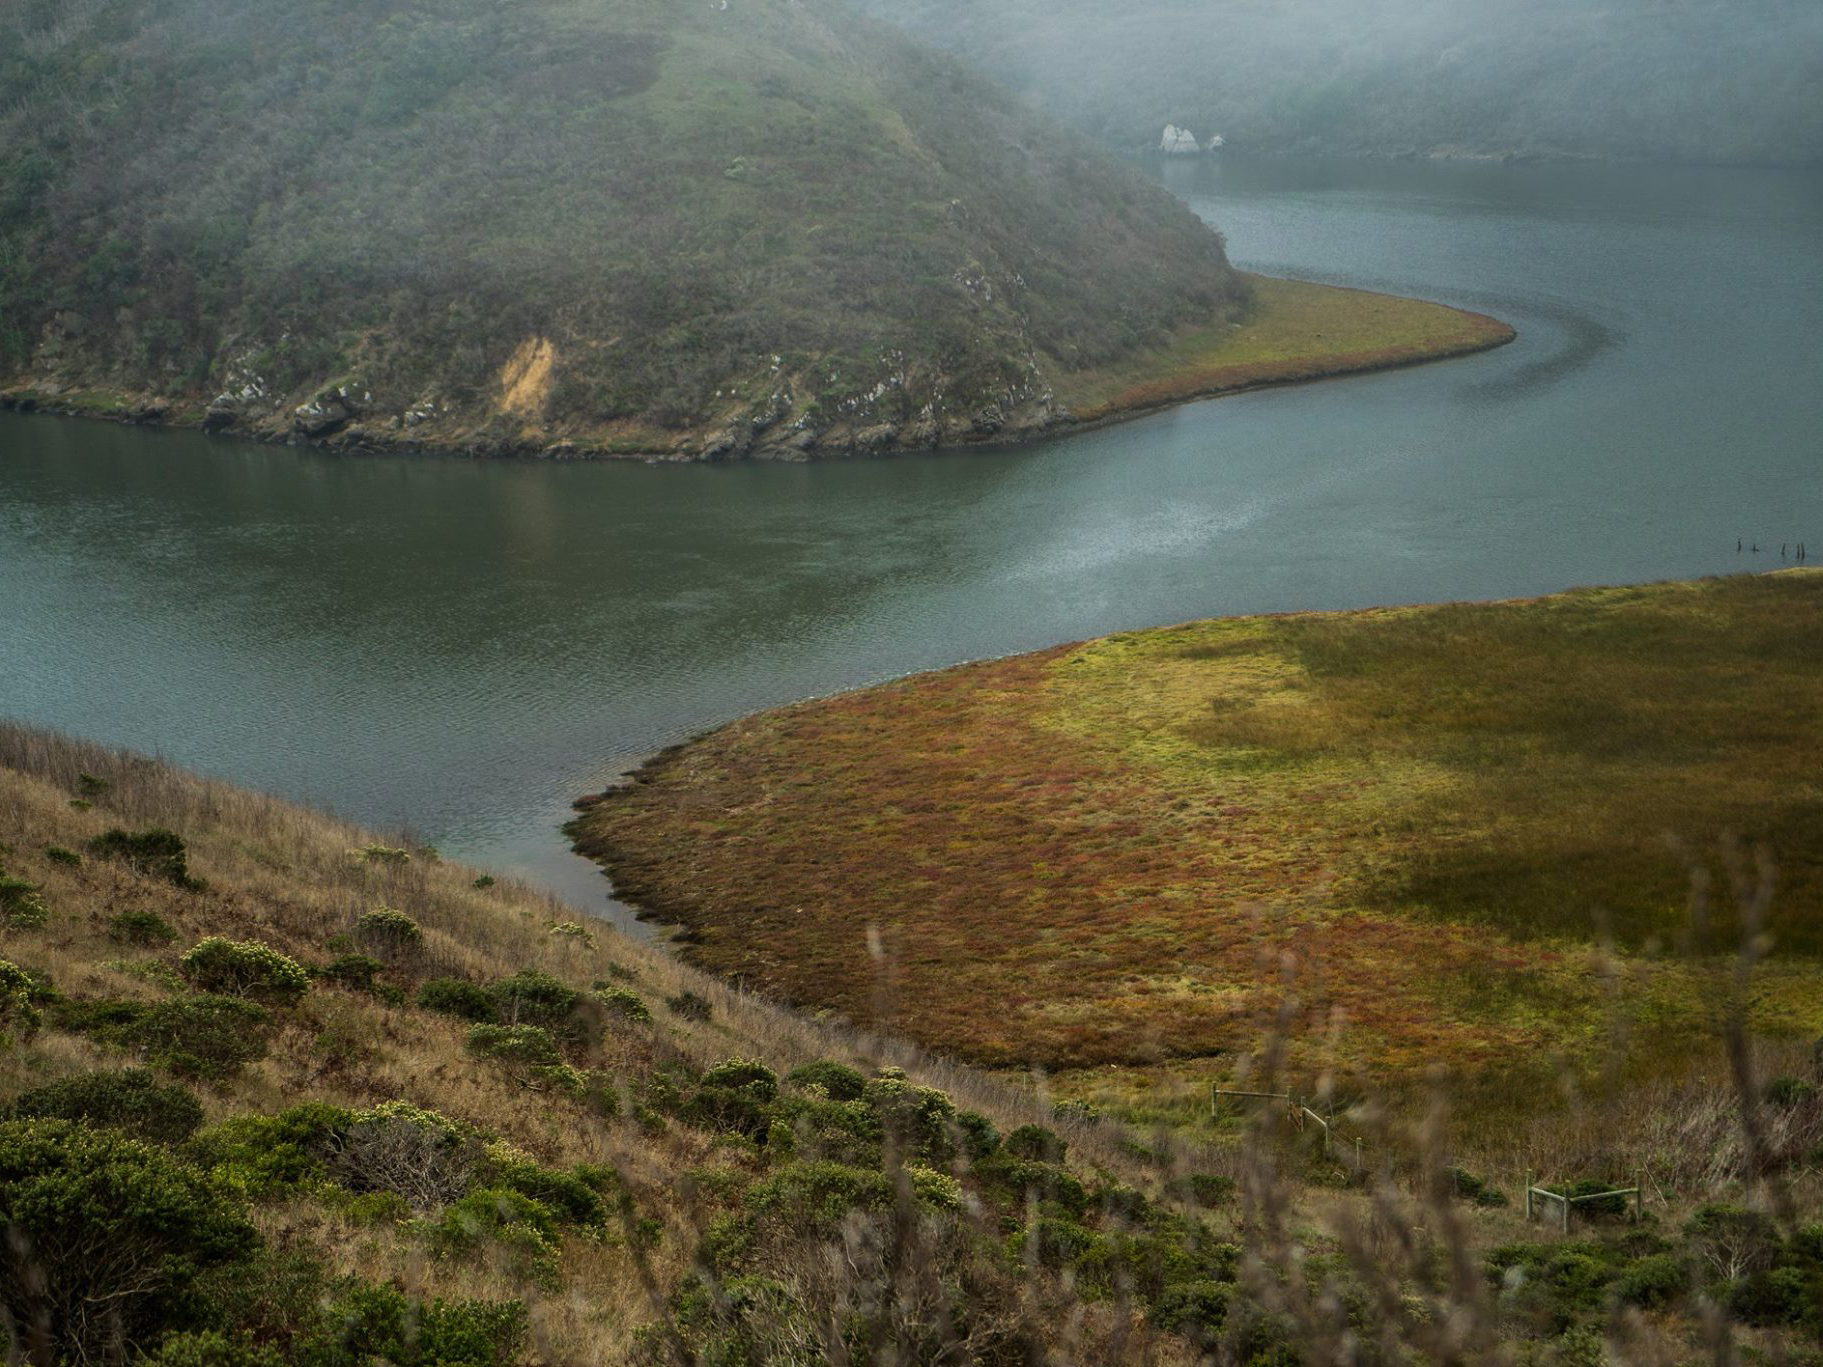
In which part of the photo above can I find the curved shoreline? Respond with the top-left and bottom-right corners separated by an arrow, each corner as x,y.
566,573 -> 1823,1080
1,276 -> 1514,464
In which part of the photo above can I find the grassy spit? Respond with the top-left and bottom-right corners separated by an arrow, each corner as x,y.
572,573 -> 1823,1126
1054,274 -> 1513,425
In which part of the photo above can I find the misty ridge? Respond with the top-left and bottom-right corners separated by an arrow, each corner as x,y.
852,0 -> 1823,165
0,0 -> 1250,458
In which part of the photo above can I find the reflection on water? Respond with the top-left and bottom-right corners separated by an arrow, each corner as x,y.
2,157 -> 1820,931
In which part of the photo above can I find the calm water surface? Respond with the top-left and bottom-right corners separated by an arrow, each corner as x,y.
3,158 -> 1820,929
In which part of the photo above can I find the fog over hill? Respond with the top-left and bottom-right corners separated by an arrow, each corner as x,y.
850,0 -> 1823,166
0,0 -> 1243,458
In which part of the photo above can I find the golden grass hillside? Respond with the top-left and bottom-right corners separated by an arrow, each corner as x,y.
572,573 -> 1823,1115
1055,275 -> 1513,424
0,722 -> 1260,1364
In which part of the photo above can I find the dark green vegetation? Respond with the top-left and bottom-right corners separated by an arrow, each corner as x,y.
852,0 -> 1823,166
0,0 -> 1262,459
574,573 -> 1823,1087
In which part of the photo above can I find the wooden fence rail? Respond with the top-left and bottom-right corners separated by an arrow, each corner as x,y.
1524,1171 -> 1644,1233
1212,1088 -> 1364,1174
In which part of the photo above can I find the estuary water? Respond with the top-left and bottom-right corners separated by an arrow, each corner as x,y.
2,157 -> 1819,929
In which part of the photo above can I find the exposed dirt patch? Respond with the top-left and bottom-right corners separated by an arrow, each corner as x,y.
498,336 -> 557,418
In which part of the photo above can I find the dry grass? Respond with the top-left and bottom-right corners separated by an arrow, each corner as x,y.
1054,273 -> 1514,420
0,720 -> 1208,1361
573,573 -> 1823,1108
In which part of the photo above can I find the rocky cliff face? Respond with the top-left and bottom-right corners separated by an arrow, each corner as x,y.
0,0 -> 1244,460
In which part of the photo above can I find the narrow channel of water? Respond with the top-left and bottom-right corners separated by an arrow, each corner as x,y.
2,157 -> 1819,931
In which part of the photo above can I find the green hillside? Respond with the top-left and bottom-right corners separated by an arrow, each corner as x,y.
0,0 -> 1249,458
851,0 -> 1823,166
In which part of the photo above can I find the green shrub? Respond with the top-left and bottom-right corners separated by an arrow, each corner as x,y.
1486,1241 -> 1622,1328
746,1160 -> 893,1227
1152,1279 -> 1231,1340
344,1190 -> 412,1225
976,1152 -> 1088,1218
428,1188 -> 562,1284
864,1078 -> 958,1163
42,845 -> 81,867
1097,1183 -> 1152,1223
490,1157 -> 613,1229
417,977 -> 497,1022
351,845 -> 410,866
1615,1252 -> 1687,1309
88,827 -> 202,888
1450,1166 -> 1509,1207
688,1058 -> 780,1138
487,969 -> 583,1036
309,1283 -> 528,1367
180,938 -> 310,1004
1686,1203 -> 1778,1276
466,1023 -> 562,1073
194,1103 -> 352,1197
0,1118 -> 258,1364
773,1093 -> 882,1166
1003,1123 -> 1066,1163
1564,1177 -> 1629,1220
143,1330 -> 282,1366
181,1245 -> 328,1360
354,907 -> 421,954
416,1297 -> 530,1366
471,875 -> 496,890
1727,1266 -> 1812,1326
318,953 -> 384,992
666,989 -> 713,1021
1166,1172 -> 1237,1208
0,873 -> 48,929
1010,1216 -> 1100,1270
580,1071 -> 620,1117
0,958 -> 45,1039
1765,1075 -> 1819,1108
133,994 -> 271,1078
956,1109 -> 1000,1159
12,1066 -> 203,1142
786,1059 -> 866,1101
109,908 -> 177,944
906,1164 -> 963,1210
593,983 -> 651,1024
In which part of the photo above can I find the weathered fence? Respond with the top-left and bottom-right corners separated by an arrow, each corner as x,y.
1213,1088 -> 1649,1216
1524,1172 -> 1644,1233
1212,1087 -> 1365,1174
